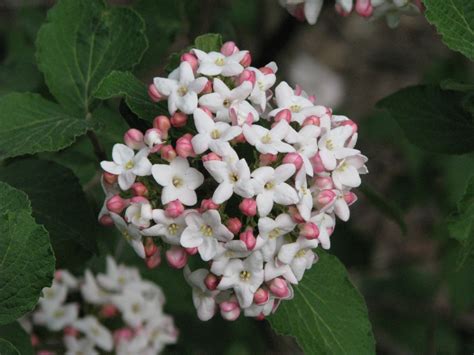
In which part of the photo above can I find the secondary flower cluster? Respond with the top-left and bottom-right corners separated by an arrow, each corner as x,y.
280,0 -> 423,27
22,257 -> 178,354
99,40 -> 368,321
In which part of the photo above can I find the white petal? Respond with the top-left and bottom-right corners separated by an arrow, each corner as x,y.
100,161 -> 122,175
213,182 -> 234,204
112,144 -> 134,165
191,134 -> 210,155
185,168 -> 204,190
118,171 -> 135,190
257,191 -> 274,216
180,229 -> 203,248
273,184 -> 299,205
152,164 -> 172,186
194,108 -> 216,133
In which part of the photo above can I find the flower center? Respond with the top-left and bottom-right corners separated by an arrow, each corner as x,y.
132,303 -> 141,313
264,181 -> 275,190
257,80 -> 265,90
122,231 -> 132,241
239,270 -> 251,281
325,139 -> 334,150
211,129 -> 221,139
223,98 -> 231,108
200,224 -> 213,237
296,249 -> 307,258
125,160 -> 134,170
269,228 -> 281,239
337,162 -> 348,172
261,133 -> 272,144
215,57 -> 225,66
168,223 -> 179,235
118,276 -> 126,285
173,177 -> 183,187
178,85 -> 188,96
290,104 -> 301,113
91,327 -> 100,337
53,309 -> 65,318
44,289 -> 55,298
225,251 -> 234,257
229,172 -> 239,183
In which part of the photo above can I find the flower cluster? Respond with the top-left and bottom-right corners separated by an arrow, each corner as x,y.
22,257 -> 178,354
99,40 -> 368,321
280,0 -> 423,27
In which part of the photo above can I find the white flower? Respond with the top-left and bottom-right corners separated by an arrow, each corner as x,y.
111,289 -> 153,328
143,315 -> 178,352
74,316 -> 113,352
125,202 -> 153,229
252,164 -> 298,216
210,243 -> 251,276
288,248 -> 317,281
295,168 -> 313,221
242,120 -> 294,154
248,65 -> 277,111
33,303 -> 78,331
285,125 -> 321,176
255,214 -> 296,261
100,145 -> 152,190
280,0 -> 324,24
244,297 -> 277,317
152,157 -> 204,206
309,212 -> 335,249
331,154 -> 368,190
153,61 -> 207,114
39,281 -> 67,308
199,79 -> 252,121
64,336 -> 98,355
191,108 -> 242,154
204,156 -> 254,204
318,126 -> 360,170
141,209 -> 188,245
96,256 -> 140,291
217,252 -> 264,308
264,258 -> 298,284
229,100 -> 260,126
110,213 -> 145,258
184,267 -> 219,321
180,210 -> 234,261
193,49 -> 247,77
81,270 -> 110,305
278,236 -> 319,264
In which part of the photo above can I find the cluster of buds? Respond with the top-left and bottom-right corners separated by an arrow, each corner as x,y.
22,257 -> 177,355
99,40 -> 368,321
280,0 -> 423,27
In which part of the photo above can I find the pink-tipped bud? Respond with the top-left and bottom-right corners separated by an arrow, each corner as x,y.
130,196 -> 149,204
288,206 -> 305,223
232,133 -> 246,143
144,237 -> 158,258
31,334 -> 39,347
256,313 -> 266,321
148,84 -> 164,102
37,351 -> 55,355
335,3 -> 351,16
100,304 -> 119,318
316,190 -> 337,207
269,277 -> 290,298
153,115 -> 171,138
131,182 -> 148,197
185,247 -> 198,255
259,153 -> 277,166
180,52 -> 198,72
344,191 -> 358,206
303,115 -> 321,127
171,112 -> 188,128
161,144 -> 177,162
308,95 -> 317,104
293,3 -> 306,21
221,41 -> 238,56
311,153 -> 326,174
219,300 -> 241,321
99,214 -> 114,227
144,128 -> 163,153
238,69 -> 256,86
339,119 -> 358,134
199,106 -> 214,117
239,228 -> 256,250
314,176 -> 333,190
202,79 -> 213,94
254,288 -> 270,305
240,52 -> 252,67
106,195 -> 128,214
355,0 -> 373,17
166,246 -> 188,269
204,273 -> 219,291
146,250 -> 161,269
176,134 -> 196,158
239,198 -> 257,217
283,152 -> 303,170
226,218 -> 242,234
259,66 -> 274,75
124,128 -> 144,150
299,222 -> 320,239
113,328 -> 134,344
165,200 -> 184,218
274,109 -> 292,123
63,326 -> 79,337
202,152 -> 222,162
200,199 -> 220,211
103,171 -> 118,185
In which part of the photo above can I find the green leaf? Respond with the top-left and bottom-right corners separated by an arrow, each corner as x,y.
0,322 -> 34,355
36,0 -> 148,115
269,252 -> 375,355
0,339 -> 19,355
359,183 -> 407,234
377,85 -> 474,154
0,210 -> 55,325
424,0 -> 474,61
441,79 -> 474,92
0,93 -> 91,159
0,159 -> 98,270
95,71 -> 166,120
194,33 -> 223,52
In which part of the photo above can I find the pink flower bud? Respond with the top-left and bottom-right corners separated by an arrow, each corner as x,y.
171,111 -> 188,128
31,334 -> 39,347
201,80 -> 213,95
161,144 -> 177,161
335,3 -> 351,16
239,228 -> 256,250
314,176 -> 333,190
255,313 -> 266,321
180,52 -> 198,72
100,304 -> 119,318
299,222 -> 320,239
238,69 -> 256,86
99,214 -> 114,227
288,206 -> 305,223
282,152 -> 303,170
131,182 -> 148,197
199,106 -> 213,117
37,351 -> 55,355
114,328 -> 134,344
204,273 -> 219,291
311,153 -> 326,174
294,84 -> 303,96
106,195 -> 128,214
185,247 -> 198,255
316,190 -> 336,207
176,134 -> 196,158
130,196 -> 149,204
148,84 -> 164,102
221,41 -> 238,56
219,300 -> 241,321
259,66 -> 274,75
254,288 -> 269,305
226,218 -> 242,234
63,326 -> 79,337
355,0 -> 373,17
202,152 -> 222,162
308,95 -> 317,104
165,199 -> 184,218
274,109 -> 292,123
153,115 -> 171,138
103,171 -> 118,185
200,198 -> 220,211
344,191 -> 358,206
339,119 -> 358,134
166,246 -> 188,269
293,4 -> 306,21
146,250 -> 161,269
232,133 -> 246,143
239,198 -> 257,217
144,237 -> 158,258
269,277 -> 290,298
124,128 -> 144,150
303,115 -> 320,126
240,52 -> 252,67
259,153 -> 277,166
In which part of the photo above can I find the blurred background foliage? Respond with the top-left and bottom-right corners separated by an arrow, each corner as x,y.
1,0 -> 474,353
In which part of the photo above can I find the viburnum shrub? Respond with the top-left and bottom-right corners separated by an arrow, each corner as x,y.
21,257 -> 178,354
99,40 -> 368,321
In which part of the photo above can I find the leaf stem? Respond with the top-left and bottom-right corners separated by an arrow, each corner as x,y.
87,130 -> 107,162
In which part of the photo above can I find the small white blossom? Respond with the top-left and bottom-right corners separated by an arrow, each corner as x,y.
141,209 -> 188,245
110,213 -> 145,258
193,49 -> 248,77
255,214 -> 296,261
64,336 -> 98,355
243,120 -> 294,154
184,267 -> 219,321
278,236 -> 319,264
295,168 -> 313,221
318,126 -> 360,171
331,154 -> 368,190
125,202 -> 153,229
74,316 -> 113,352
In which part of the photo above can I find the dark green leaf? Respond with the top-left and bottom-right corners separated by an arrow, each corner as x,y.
0,339 -> 19,355
36,0 -> 148,115
194,33 -> 223,52
269,251 -> 375,355
0,322 -> 34,355
377,85 -> 474,154
441,79 -> 474,92
0,93 -> 91,159
0,159 -> 98,270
